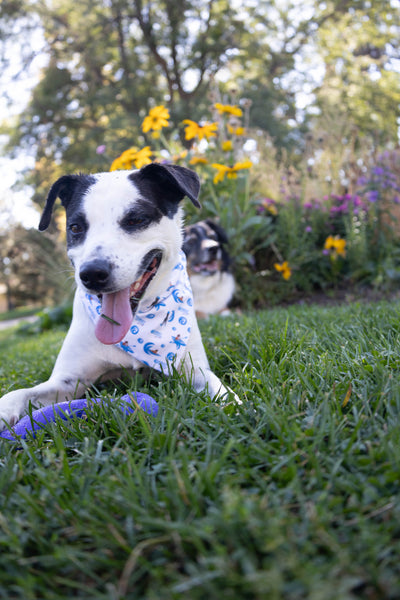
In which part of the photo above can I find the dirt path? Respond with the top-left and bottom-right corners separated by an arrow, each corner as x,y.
0,315 -> 39,331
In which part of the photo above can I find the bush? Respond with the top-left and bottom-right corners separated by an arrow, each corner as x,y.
97,92 -> 400,308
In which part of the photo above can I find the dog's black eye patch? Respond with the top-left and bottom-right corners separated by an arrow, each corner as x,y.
67,214 -> 88,245
182,235 -> 197,252
120,204 -> 162,233
121,215 -> 149,230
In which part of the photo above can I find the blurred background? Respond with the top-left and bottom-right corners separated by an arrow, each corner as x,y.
0,0 -> 399,315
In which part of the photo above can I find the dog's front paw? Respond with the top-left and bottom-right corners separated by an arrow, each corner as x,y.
0,389 -> 30,431
214,385 -> 242,407
193,368 -> 242,406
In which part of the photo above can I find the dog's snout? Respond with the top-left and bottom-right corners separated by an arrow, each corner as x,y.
79,259 -> 112,291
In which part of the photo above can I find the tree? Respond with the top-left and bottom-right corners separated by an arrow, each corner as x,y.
1,0 -> 399,213
0,0 -> 314,205
0,224 -> 72,308
313,0 -> 400,145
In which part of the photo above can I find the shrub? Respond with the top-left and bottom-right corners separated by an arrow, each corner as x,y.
99,92 -> 400,308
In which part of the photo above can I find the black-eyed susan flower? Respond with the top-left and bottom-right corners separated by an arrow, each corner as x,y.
110,146 -> 153,171
227,124 -> 246,136
258,197 -> 278,216
182,120 -> 218,141
274,261 -> 292,280
189,156 -> 209,166
142,105 -> 170,133
170,150 -> 188,161
211,159 -> 252,184
324,235 -> 346,259
214,102 -> 243,117
221,140 -> 233,152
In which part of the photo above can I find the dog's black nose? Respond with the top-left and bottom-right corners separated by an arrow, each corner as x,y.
79,260 -> 112,290
208,245 -> 219,258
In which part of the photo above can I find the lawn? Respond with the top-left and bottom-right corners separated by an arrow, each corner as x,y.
0,301 -> 399,599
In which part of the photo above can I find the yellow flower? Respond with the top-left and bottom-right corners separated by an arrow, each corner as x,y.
171,150 -> 188,161
324,235 -> 347,258
211,164 -> 229,184
134,146 -> 154,168
221,140 -> 233,152
211,159 -> 252,184
260,198 -> 278,216
227,124 -> 246,136
189,156 -> 209,165
324,235 -> 335,250
274,261 -> 292,280
214,102 -> 243,117
110,146 -> 153,171
182,119 -> 218,141
142,105 -> 170,133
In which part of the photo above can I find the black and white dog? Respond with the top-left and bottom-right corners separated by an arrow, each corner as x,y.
0,163 -> 236,429
183,220 -> 235,318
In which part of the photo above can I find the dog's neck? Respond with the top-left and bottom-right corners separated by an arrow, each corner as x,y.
80,251 -> 195,372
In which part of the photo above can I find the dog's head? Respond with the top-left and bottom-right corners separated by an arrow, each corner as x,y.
182,219 -> 231,276
39,162 -> 200,344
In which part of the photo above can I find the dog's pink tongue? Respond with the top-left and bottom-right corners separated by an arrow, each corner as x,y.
95,287 -> 133,344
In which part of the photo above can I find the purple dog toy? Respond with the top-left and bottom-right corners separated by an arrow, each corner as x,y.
0,393 -> 158,441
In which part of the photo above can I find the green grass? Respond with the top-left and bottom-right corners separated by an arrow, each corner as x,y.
0,301 -> 400,599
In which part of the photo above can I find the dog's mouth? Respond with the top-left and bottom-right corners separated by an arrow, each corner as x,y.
191,259 -> 220,275
95,250 -> 162,345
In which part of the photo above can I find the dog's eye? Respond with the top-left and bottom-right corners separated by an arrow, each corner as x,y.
69,223 -> 84,234
121,214 -> 149,231
126,217 -> 144,227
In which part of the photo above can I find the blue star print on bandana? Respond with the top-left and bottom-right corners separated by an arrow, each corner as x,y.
81,251 -> 195,373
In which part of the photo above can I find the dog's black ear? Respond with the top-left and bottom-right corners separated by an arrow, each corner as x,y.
205,219 -> 229,244
133,163 -> 201,210
39,175 -> 82,231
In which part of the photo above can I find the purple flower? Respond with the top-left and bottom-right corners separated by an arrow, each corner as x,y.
305,225 -> 312,233
96,145 -> 106,155
367,190 -> 379,203
330,202 -> 348,215
357,176 -> 368,186
303,202 -> 313,209
372,166 -> 385,177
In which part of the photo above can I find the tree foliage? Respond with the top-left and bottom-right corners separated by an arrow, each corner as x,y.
314,0 -> 400,144
1,0 -> 398,211
0,225 -> 72,309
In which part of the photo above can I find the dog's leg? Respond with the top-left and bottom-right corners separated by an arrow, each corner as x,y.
0,317 -> 108,430
0,380 -> 87,431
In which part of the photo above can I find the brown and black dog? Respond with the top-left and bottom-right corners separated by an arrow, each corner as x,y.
183,219 -> 235,319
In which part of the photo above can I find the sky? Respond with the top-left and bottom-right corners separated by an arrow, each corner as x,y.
0,147 -> 39,229
0,28 -> 46,230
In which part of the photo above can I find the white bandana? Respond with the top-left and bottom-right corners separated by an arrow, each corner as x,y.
81,251 -> 194,373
